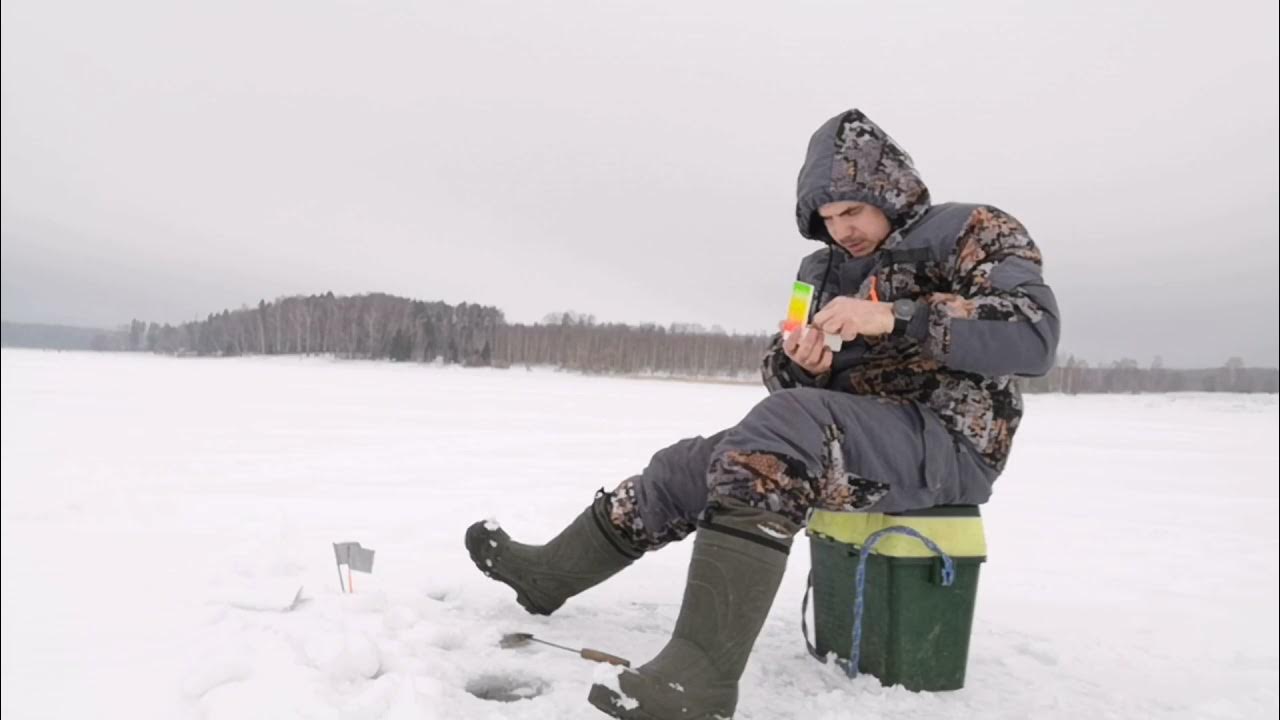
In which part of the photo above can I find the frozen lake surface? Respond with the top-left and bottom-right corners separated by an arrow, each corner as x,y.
2,349 -> 1276,719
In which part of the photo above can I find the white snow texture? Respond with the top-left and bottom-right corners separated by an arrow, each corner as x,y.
1,349 -> 1276,719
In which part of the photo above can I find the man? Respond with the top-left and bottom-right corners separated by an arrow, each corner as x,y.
465,109 -> 1060,719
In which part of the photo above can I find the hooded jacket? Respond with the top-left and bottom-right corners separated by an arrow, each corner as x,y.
763,109 -> 1061,474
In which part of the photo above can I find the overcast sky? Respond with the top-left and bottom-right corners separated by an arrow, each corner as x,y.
3,0 -> 1277,367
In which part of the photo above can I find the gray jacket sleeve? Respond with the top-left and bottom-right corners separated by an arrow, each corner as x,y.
761,332 -> 828,392
904,206 -> 1060,377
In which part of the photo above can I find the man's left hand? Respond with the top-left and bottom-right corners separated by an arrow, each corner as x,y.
812,297 -> 894,342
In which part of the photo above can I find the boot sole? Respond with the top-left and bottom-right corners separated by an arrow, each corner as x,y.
587,683 -> 661,719
588,682 -> 731,720
464,523 -> 557,616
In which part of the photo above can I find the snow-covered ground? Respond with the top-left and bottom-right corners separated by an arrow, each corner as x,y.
1,348 -> 1277,719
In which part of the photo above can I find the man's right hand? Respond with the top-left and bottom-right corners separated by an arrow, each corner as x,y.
782,325 -> 833,376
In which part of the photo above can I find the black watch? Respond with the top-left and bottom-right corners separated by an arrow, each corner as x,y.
891,299 -> 917,337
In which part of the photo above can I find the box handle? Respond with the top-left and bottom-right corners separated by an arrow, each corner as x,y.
843,526 -> 955,679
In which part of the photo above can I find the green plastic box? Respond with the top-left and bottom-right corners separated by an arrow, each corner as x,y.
806,505 -> 986,692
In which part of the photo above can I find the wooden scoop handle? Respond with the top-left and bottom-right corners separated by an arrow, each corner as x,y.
580,648 -> 631,667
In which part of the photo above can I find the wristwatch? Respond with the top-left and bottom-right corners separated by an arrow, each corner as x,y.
891,299 -> 917,337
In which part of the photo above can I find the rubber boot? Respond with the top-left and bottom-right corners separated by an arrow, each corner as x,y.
587,499 -> 799,719
465,491 -> 643,615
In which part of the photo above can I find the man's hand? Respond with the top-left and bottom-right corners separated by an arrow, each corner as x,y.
782,325 -> 833,375
813,297 -> 894,342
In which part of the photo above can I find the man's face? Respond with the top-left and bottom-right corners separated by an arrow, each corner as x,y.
818,201 -> 891,257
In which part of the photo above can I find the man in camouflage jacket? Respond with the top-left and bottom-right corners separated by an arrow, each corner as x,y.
467,109 -> 1061,719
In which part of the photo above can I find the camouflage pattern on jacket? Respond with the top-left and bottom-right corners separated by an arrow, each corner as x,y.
769,110 -> 1061,474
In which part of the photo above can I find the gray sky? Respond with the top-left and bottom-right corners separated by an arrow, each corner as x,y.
3,0 -> 1277,368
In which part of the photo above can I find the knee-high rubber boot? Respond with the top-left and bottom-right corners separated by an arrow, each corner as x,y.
587,499 -> 799,719
465,491 -> 643,615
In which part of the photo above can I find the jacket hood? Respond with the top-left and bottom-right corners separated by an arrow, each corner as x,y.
795,109 -> 931,241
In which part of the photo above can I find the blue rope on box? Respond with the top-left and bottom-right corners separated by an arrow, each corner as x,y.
839,526 -> 955,679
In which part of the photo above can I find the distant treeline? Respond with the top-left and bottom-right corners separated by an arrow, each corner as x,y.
2,322 -> 112,351
4,292 -> 1277,393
